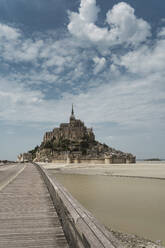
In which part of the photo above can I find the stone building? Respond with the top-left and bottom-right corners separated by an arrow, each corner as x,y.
43,105 -> 95,144
29,105 -> 136,164
17,153 -> 33,162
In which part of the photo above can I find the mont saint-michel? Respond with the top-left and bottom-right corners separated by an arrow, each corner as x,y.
18,106 -> 136,164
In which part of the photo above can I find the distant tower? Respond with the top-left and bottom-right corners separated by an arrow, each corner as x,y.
70,104 -> 76,122
71,104 -> 74,116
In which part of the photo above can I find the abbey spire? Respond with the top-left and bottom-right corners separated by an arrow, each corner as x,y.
71,104 -> 74,116
70,104 -> 75,122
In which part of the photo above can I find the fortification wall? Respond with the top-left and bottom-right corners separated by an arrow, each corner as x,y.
52,159 -> 67,164
105,158 -> 127,164
77,159 -> 105,164
126,157 -> 136,163
53,158 -> 135,164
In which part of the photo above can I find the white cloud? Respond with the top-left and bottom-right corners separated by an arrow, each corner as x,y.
158,27 -> 165,37
0,23 -> 92,81
68,12 -> 107,43
110,64 -> 120,77
0,24 -> 44,63
68,1 -> 151,47
113,35 -> 165,76
161,18 -> 165,23
79,0 -> 100,23
1,69 -> 164,132
106,2 -> 151,46
0,79 -> 44,121
0,23 -> 20,40
93,56 -> 106,74
68,0 -> 105,43
18,39 -> 44,62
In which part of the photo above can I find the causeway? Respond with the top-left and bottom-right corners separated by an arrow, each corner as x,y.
0,163 -> 68,248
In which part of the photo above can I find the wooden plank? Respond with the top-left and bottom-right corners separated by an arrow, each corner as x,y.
0,163 -> 68,248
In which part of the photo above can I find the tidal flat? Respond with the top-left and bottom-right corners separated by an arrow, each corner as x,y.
47,162 -> 165,246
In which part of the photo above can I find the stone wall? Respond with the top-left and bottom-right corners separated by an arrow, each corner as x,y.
52,159 -> 67,164
126,157 -> 136,163
51,158 -> 135,164
35,162 -> 123,248
105,157 -> 126,164
43,117 -> 95,144
17,153 -> 33,162
76,159 -> 105,164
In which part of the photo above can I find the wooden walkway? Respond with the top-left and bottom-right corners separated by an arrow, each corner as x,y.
0,163 -> 68,248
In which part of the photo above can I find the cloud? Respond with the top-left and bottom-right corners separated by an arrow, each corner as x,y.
1,68 -> 164,133
68,1 -> 151,47
158,27 -> 165,37
112,32 -> 165,76
79,0 -> 100,23
106,2 -> 151,46
0,79 -> 43,121
0,24 -> 44,63
93,56 -> 106,74
0,1 -> 164,135
0,23 -> 20,40
0,23 -> 95,85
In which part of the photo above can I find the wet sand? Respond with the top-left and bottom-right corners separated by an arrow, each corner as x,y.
41,161 -> 165,179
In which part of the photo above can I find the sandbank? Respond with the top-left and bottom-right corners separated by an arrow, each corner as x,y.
39,161 -> 165,179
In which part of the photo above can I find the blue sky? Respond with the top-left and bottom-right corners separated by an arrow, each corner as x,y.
0,0 -> 165,160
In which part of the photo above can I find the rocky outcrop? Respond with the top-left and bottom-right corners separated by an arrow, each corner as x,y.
25,106 -> 136,164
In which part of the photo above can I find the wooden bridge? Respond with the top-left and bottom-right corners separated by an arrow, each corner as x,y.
0,163 -> 68,248
0,163 -> 123,248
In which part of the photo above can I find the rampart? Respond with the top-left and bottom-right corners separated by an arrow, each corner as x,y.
35,162 -> 123,248
52,157 -> 136,164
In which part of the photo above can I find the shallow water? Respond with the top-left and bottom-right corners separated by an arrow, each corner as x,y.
51,173 -> 165,244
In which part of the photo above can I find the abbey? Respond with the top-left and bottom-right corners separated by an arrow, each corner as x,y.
18,106 -> 136,164
43,105 -> 95,144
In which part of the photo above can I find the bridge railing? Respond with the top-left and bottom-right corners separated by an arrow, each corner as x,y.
34,162 -> 123,248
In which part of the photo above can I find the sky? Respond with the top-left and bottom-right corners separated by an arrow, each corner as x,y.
0,0 -> 165,160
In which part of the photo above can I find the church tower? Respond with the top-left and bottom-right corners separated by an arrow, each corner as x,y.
70,104 -> 76,123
